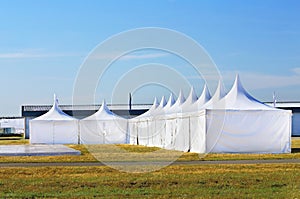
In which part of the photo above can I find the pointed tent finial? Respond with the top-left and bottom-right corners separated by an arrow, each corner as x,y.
166,93 -> 175,108
187,87 -> 198,103
198,84 -> 211,102
212,80 -> 226,100
99,99 -> 108,112
152,97 -> 158,106
177,89 -> 186,103
159,96 -> 167,107
53,93 -> 59,106
102,99 -> 106,106
234,73 -> 241,87
273,91 -> 277,107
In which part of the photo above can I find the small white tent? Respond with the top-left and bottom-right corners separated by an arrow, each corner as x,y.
30,95 -> 79,144
206,75 -> 292,153
80,100 -> 128,144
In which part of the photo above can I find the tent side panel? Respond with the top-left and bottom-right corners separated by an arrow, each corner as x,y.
104,119 -> 128,144
190,113 -> 206,153
129,121 -> 138,145
53,121 -> 78,144
206,110 -> 291,153
30,120 -> 54,144
80,120 -> 105,144
173,116 -> 190,152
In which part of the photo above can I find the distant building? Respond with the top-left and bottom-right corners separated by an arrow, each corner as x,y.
266,102 -> 300,136
0,117 -> 25,135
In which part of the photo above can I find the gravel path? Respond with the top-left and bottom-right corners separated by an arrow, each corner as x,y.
0,158 -> 299,168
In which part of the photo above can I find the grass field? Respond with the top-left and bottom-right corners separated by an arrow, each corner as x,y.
0,164 -> 299,198
0,138 -> 299,163
0,138 -> 299,198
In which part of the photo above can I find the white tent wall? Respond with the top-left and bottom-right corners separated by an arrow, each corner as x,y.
80,119 -> 128,144
129,121 -> 138,145
152,118 -> 165,147
164,116 -> 177,150
206,109 -> 292,153
79,101 -> 128,145
30,121 -> 54,144
79,120 -> 105,144
53,121 -> 79,144
30,120 -> 79,144
189,111 -> 206,153
173,116 -> 190,152
135,119 -> 150,146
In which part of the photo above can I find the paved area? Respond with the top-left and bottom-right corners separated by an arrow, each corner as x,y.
0,145 -> 81,156
0,158 -> 299,168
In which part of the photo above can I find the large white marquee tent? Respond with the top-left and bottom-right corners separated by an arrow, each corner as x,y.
79,101 -> 128,144
205,75 -> 292,153
30,96 -> 79,144
129,75 -> 292,154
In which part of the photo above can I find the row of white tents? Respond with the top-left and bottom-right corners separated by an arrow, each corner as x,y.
30,75 -> 292,153
30,98 -> 128,145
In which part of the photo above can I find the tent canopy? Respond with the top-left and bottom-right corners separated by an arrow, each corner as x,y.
165,90 -> 186,114
33,95 -> 76,121
212,75 -> 277,110
83,100 -> 125,120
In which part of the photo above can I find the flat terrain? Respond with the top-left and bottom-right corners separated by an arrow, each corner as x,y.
0,138 -> 299,198
0,164 -> 299,198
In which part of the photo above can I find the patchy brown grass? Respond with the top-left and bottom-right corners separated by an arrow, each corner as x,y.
0,164 -> 299,198
0,139 -> 299,163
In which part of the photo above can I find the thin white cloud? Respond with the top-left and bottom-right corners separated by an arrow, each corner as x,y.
291,67 -> 300,75
0,49 -> 82,59
90,52 -> 169,61
186,68 -> 300,91
120,53 -> 169,60
220,69 -> 300,90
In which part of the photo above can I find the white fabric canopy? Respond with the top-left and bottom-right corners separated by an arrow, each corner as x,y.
206,75 -> 292,153
80,100 -> 128,144
30,95 -> 79,144
182,84 -> 211,113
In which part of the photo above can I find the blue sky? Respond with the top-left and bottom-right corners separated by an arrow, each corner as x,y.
0,0 -> 300,116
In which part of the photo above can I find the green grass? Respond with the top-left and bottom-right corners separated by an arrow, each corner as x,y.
0,164 -> 299,198
0,139 -> 299,163
0,139 -> 299,198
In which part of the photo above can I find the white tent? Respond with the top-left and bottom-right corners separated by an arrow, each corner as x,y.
30,95 -> 79,144
129,98 -> 159,146
180,85 -> 212,153
206,75 -> 292,153
164,91 -> 186,150
80,100 -> 128,144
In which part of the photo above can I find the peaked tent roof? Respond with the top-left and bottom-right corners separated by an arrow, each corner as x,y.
165,90 -> 186,114
183,84 -> 211,112
133,98 -> 159,119
152,96 -> 167,116
159,96 -> 167,108
212,75 -> 276,110
201,80 -> 226,109
181,87 -> 198,112
162,93 -> 176,112
33,95 -> 76,121
83,100 -> 125,120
